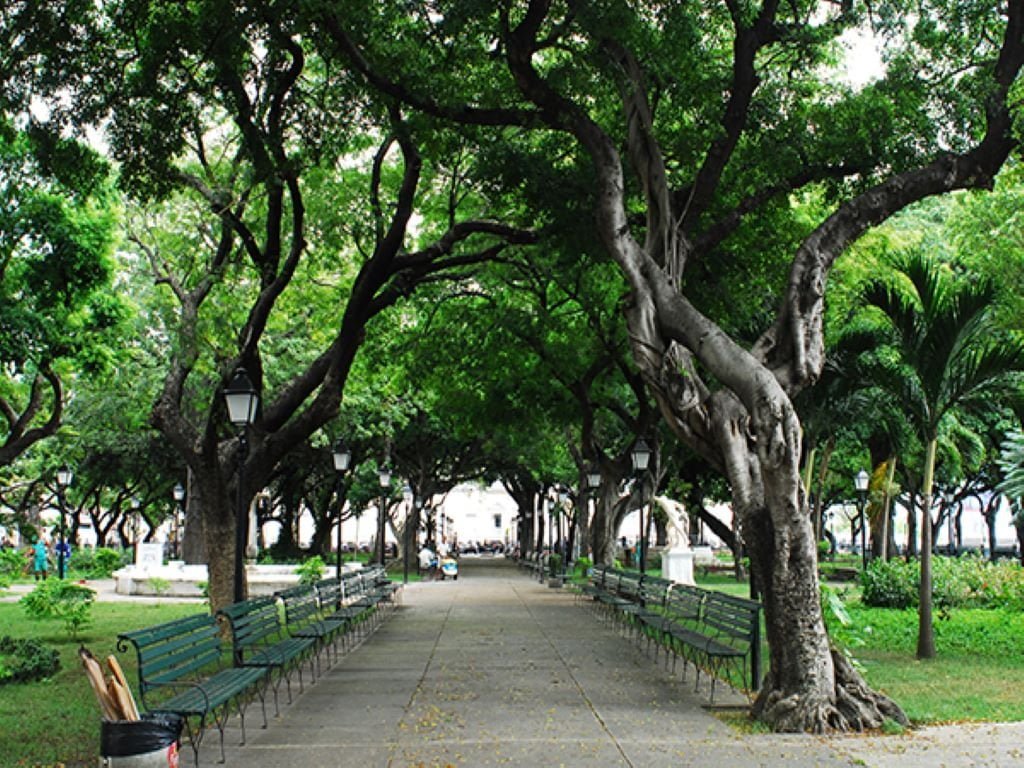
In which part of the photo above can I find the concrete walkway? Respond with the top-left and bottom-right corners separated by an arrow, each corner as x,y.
179,557 -> 1024,768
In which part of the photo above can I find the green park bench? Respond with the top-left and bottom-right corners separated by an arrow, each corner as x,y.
340,570 -> 384,633
362,564 -> 401,607
117,613 -> 269,766
574,572 -> 762,704
633,575 -> 673,652
216,596 -> 317,715
607,569 -> 644,635
313,577 -> 365,647
575,563 -> 610,607
664,589 -> 762,703
274,585 -> 348,674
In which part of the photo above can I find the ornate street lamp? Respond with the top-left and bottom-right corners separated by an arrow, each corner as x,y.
172,482 -> 185,560
224,366 -> 258,603
855,469 -> 870,570
631,438 -> 652,574
332,439 -> 351,578
56,466 -> 73,579
377,463 -> 391,566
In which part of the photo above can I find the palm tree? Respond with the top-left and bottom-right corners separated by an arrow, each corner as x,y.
850,252 -> 1024,658
999,430 -> 1024,564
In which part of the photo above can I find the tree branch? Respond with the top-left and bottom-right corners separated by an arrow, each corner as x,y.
680,0 -> 781,233
320,12 -> 541,127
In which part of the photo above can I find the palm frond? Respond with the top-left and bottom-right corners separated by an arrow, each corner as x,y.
998,430 -> 1024,500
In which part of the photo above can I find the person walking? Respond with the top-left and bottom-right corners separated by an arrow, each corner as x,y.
32,538 -> 49,581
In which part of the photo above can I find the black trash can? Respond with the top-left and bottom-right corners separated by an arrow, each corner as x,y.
99,712 -> 183,767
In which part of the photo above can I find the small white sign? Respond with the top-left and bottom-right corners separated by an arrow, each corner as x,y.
136,542 -> 164,569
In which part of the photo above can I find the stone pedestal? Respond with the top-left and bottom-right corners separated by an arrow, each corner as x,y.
663,549 -> 695,585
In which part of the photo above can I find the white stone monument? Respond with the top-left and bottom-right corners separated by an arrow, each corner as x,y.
135,542 -> 164,570
655,496 -> 695,585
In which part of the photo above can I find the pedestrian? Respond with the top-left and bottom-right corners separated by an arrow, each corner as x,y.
32,538 -> 49,581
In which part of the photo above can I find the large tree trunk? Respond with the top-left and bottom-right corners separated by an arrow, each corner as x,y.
590,483 -> 621,566
192,464 -> 241,613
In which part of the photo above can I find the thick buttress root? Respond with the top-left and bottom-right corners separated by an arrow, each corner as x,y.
753,648 -> 909,733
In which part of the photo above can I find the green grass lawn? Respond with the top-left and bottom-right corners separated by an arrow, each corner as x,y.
834,603 -> 1024,724
0,600 -> 200,768
857,651 -> 1024,723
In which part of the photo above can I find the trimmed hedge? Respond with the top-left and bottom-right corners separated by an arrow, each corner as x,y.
861,555 -> 1024,610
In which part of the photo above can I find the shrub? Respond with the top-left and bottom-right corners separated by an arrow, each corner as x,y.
861,558 -> 918,608
817,540 -> 832,561
71,547 -> 125,578
547,553 -> 563,577
20,580 -> 96,639
574,556 -> 593,579
93,547 -> 127,577
861,555 -> 1024,610
296,556 -> 325,585
0,636 -> 60,684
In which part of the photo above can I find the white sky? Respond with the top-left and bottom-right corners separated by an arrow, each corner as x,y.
839,27 -> 886,88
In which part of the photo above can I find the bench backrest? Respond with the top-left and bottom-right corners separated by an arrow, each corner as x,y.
340,571 -> 369,602
276,585 -> 321,630
616,570 -> 642,600
216,596 -> 282,661
117,613 -> 223,697
638,576 -> 671,608
664,583 -> 704,622
362,565 -> 387,587
314,577 -> 342,610
589,564 -> 609,588
701,591 -> 761,647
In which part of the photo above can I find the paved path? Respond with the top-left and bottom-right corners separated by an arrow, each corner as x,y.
182,557 -> 1024,768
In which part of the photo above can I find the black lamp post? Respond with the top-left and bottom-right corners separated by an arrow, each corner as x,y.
855,469 -> 870,570
631,438 -> 652,573
172,482 -> 185,560
332,439 -> 351,579
402,484 -> 414,584
56,465 -> 73,579
377,463 -> 391,566
224,366 -> 259,603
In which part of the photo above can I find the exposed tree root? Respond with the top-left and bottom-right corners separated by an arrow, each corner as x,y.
753,648 -> 909,733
